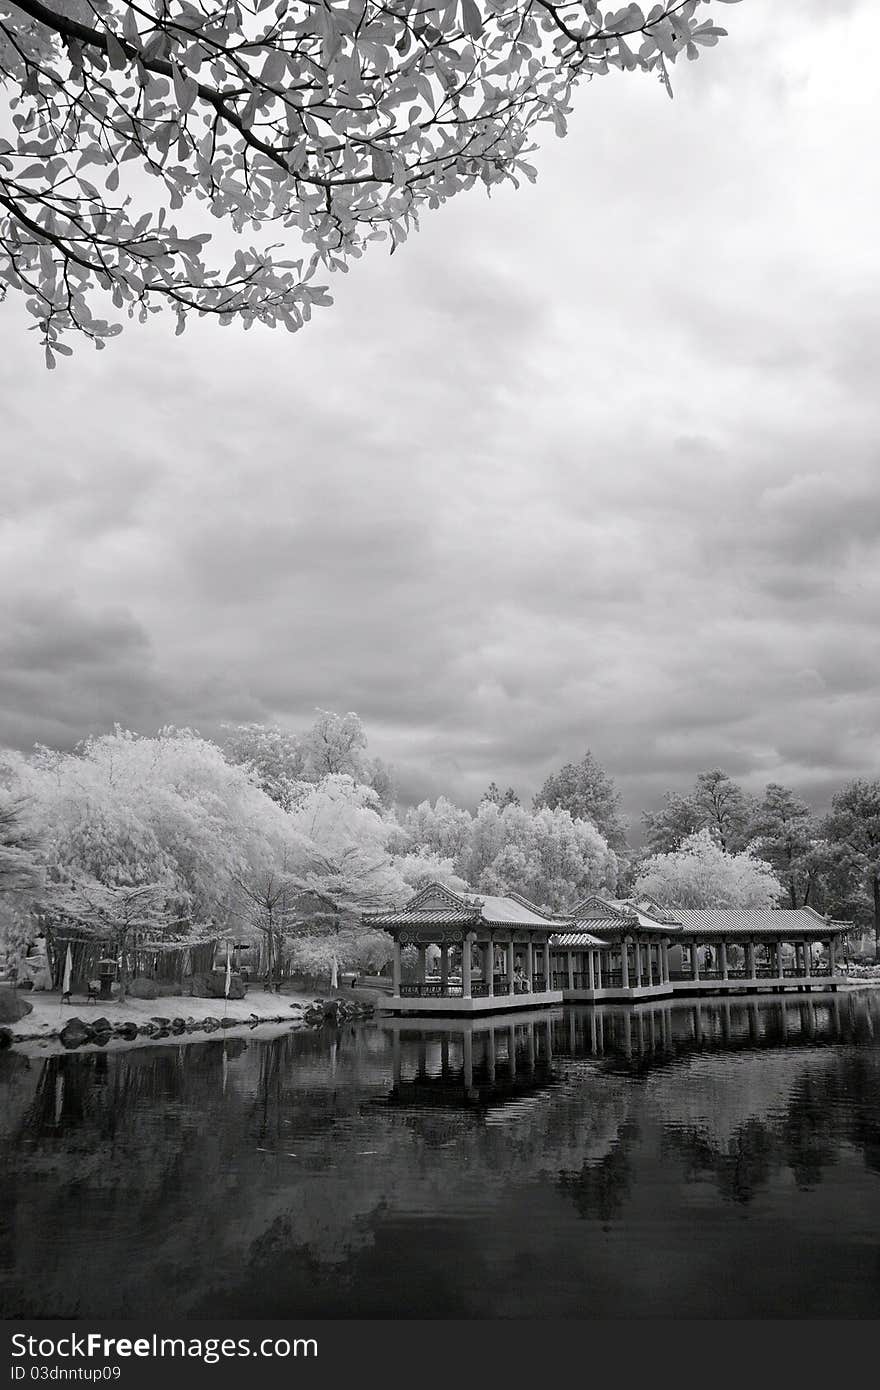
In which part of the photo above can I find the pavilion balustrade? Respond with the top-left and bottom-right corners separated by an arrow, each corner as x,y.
602,970 -> 624,988
532,975 -> 546,991
400,983 -> 465,998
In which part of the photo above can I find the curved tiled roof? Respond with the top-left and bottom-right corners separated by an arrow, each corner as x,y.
663,907 -> 838,937
550,931 -> 609,948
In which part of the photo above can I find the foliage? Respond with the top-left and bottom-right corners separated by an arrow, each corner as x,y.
634,828 -> 783,909
533,748 -> 628,852
0,0 -> 737,357
746,782 -> 820,910
221,721 -> 308,810
49,874 -> 183,996
224,711 -> 396,808
287,772 -> 405,910
403,793 -> 616,911
821,780 -> 880,960
642,767 -> 752,853
480,781 -> 519,807
393,846 -> 467,893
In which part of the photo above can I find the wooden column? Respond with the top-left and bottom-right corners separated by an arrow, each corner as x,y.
803,940 -> 811,979
594,950 -> 603,990
566,949 -> 574,991
392,939 -> 401,996
462,934 -> 473,999
416,945 -> 427,985
745,941 -> 756,980
691,942 -> 701,982
633,938 -> 643,988
587,949 -> 595,991
661,940 -> 670,984
506,940 -> 515,995
440,944 -> 449,993
543,939 -> 551,994
621,938 -> 630,989
525,940 -> 534,990
719,942 -> 729,981
828,937 -> 836,975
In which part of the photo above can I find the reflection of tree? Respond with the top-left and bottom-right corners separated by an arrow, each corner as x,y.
558,1122 -> 637,1225
660,1064 -> 854,1204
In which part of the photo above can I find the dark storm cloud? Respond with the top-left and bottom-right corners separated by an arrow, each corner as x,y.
1,0 -> 878,825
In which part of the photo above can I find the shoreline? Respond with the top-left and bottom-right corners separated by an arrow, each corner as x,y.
1,985 -> 380,1053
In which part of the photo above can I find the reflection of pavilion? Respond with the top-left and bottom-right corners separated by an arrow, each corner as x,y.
383,1011 -> 559,1107
552,994 -> 850,1068
366,884 -> 851,1015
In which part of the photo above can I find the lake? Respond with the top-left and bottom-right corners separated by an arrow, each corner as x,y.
1,991 -> 879,1318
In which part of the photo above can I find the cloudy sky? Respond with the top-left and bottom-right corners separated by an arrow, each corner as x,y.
1,0 -> 878,827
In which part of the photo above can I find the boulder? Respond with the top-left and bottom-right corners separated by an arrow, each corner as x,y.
170,1018 -> 187,1034
127,978 -> 160,1001
220,1017 -> 239,1028
189,970 -> 246,1000
150,1016 -> 171,1028
114,1022 -> 139,1040
201,1016 -> 220,1032
90,1017 -> 112,1035
0,1027 -> 12,1049
0,986 -> 33,1024
59,1017 -> 91,1048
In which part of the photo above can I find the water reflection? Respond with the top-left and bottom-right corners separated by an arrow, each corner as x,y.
1,993 -> 879,1318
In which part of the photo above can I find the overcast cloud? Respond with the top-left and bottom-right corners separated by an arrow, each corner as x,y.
1,0 -> 878,828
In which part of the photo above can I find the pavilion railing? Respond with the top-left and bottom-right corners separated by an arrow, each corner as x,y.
602,971 -> 624,988
399,983 -> 464,998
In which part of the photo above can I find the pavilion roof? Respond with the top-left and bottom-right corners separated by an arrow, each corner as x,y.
660,907 -> 843,938
364,882 -> 556,931
550,931 -> 610,948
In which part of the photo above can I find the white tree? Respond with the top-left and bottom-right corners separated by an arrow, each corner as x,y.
0,1 -> 736,357
634,828 -> 784,909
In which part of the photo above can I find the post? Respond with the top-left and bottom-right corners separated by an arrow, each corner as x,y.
719,942 -> 729,981
440,944 -> 449,994
587,949 -> 595,991
525,940 -> 534,990
745,941 -> 755,980
566,949 -> 574,991
543,939 -> 551,995
506,940 -> 515,995
482,942 -> 494,996
621,937 -> 630,989
633,938 -> 643,988
803,940 -> 811,981
462,934 -> 473,999
691,942 -> 701,982
829,937 -> 836,975
661,940 -> 669,985
392,939 -> 401,996
416,944 -> 426,985
594,950 -> 603,990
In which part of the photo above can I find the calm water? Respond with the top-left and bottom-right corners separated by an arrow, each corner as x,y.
2,992 -> 879,1319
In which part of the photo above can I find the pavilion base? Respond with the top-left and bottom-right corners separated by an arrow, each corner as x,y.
562,982 -> 673,1003
670,975 -> 839,995
380,988 -> 565,1016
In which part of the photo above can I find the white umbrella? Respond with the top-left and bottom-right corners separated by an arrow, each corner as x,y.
61,945 -> 72,999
